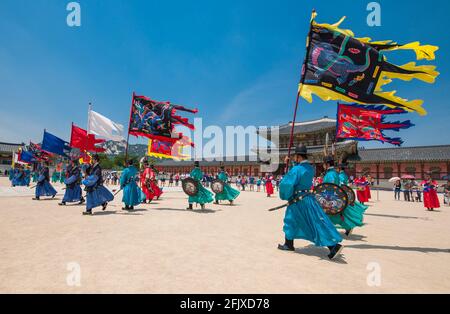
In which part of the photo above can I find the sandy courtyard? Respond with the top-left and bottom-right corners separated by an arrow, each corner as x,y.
0,177 -> 449,293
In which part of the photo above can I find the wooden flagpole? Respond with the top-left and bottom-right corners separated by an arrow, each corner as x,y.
285,9 -> 316,173
124,92 -> 135,163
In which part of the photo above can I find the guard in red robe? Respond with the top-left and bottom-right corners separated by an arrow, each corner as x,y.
365,175 -> 372,200
140,161 -> 163,203
266,175 -> 274,197
421,173 -> 440,211
355,175 -> 369,204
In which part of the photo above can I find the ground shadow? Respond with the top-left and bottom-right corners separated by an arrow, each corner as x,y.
364,213 -> 429,220
346,244 -> 450,254
342,233 -> 367,242
294,245 -> 348,264
150,207 -> 218,214
91,210 -> 117,216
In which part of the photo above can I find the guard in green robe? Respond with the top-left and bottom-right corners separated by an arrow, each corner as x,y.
187,161 -> 214,210
214,166 -> 240,205
323,157 -> 367,236
120,160 -> 144,211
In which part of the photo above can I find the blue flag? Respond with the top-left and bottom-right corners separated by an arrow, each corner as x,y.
41,130 -> 70,156
20,150 -> 37,163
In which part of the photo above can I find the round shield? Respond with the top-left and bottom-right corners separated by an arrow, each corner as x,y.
182,178 -> 199,197
211,179 -> 225,194
314,183 -> 349,216
341,185 -> 356,206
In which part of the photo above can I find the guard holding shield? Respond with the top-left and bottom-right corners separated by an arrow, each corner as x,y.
278,145 -> 343,260
184,161 -> 214,210
323,158 -> 367,237
213,166 -> 240,205
59,159 -> 85,206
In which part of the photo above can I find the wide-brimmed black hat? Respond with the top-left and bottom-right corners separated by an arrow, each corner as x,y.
323,155 -> 334,164
294,144 -> 307,155
194,161 -> 200,167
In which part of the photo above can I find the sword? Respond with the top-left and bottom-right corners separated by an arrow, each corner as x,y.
113,188 -> 123,196
268,195 -> 306,212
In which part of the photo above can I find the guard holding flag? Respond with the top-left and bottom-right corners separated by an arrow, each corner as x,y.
278,145 -> 343,260
82,154 -> 114,215
59,159 -> 84,206
33,161 -> 57,200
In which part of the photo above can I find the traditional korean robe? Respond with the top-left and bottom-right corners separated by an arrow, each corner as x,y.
188,167 -> 214,205
120,166 -> 144,207
82,163 -> 114,211
35,166 -> 57,198
280,161 -> 342,247
62,165 -> 83,203
214,171 -> 240,202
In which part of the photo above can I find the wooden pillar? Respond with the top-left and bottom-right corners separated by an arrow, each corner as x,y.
397,163 -> 402,177
376,163 -> 380,185
421,162 -> 425,179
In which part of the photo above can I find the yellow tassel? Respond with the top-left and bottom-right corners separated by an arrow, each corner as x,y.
383,62 -> 439,84
396,42 -> 439,61
299,84 -> 427,116
313,16 -> 355,37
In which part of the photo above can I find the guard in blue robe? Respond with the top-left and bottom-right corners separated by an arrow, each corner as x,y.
278,145 -> 344,260
59,160 -> 84,206
8,168 -> 15,185
12,167 -> 26,186
81,155 -> 114,215
214,166 -> 240,205
24,168 -> 31,186
33,163 -> 57,200
323,158 -> 367,236
120,160 -> 144,210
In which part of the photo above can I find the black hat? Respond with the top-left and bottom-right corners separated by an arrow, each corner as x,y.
324,155 -> 334,164
194,161 -> 200,167
294,144 -> 308,155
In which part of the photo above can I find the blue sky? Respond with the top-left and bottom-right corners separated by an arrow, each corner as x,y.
0,0 -> 449,150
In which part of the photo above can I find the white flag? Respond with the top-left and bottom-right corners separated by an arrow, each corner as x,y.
88,110 -> 125,142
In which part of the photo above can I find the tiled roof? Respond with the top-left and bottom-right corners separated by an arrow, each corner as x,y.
349,145 -> 450,163
0,142 -> 24,154
259,118 -> 337,136
156,155 -> 260,167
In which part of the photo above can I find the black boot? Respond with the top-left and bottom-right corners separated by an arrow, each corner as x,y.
328,244 -> 344,260
186,204 -> 193,210
200,204 -> 205,210
58,201 -> 66,206
215,200 -> 219,204
78,197 -> 85,205
278,238 -> 295,251
345,229 -> 353,237
82,210 -> 93,216
102,202 -> 108,211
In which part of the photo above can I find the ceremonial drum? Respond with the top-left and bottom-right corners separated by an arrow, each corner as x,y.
314,183 -> 349,216
182,178 -> 199,197
340,185 -> 356,206
211,179 -> 225,194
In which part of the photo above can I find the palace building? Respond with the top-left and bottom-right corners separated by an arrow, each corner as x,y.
0,142 -> 24,173
156,117 -> 450,186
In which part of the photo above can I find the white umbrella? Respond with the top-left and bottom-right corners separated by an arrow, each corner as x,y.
389,177 -> 401,183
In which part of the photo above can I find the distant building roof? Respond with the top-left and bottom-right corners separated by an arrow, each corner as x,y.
0,142 -> 24,154
156,155 -> 259,167
259,117 -> 337,137
349,145 -> 450,163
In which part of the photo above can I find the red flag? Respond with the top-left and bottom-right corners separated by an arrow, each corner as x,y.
70,124 -> 106,153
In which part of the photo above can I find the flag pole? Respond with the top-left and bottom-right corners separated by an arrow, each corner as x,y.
124,92 -> 135,163
285,9 -> 315,173
87,102 -> 92,134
